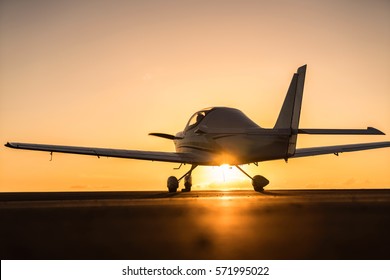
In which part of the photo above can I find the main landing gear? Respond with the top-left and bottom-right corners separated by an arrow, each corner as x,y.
167,164 -> 269,193
167,165 -> 197,193
235,165 -> 269,192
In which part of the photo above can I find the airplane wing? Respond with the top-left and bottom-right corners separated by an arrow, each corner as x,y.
4,142 -> 206,164
292,141 -> 390,158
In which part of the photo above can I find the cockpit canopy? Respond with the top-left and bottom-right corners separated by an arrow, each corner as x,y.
184,107 -> 259,132
185,108 -> 212,131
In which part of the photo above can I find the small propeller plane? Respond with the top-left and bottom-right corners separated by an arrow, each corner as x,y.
5,65 -> 390,192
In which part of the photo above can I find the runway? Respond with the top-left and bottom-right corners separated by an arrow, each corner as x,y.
1,189 -> 390,259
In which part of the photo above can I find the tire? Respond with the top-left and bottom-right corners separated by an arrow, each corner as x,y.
252,175 -> 269,192
167,176 -> 179,192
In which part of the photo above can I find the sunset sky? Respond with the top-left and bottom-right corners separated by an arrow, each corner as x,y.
1,0 -> 389,192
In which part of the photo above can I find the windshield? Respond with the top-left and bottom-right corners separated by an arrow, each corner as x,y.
184,108 -> 212,131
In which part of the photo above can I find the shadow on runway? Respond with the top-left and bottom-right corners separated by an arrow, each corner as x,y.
2,189 -> 390,259
0,191 -> 180,202
259,190 -> 291,196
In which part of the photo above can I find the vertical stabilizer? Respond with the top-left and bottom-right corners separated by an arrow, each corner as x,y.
274,65 -> 307,156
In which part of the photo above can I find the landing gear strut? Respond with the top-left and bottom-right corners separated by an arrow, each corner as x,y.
235,165 -> 269,192
167,164 -> 198,192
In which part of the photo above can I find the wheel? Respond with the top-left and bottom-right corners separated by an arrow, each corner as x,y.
183,175 -> 192,192
252,175 -> 269,192
167,176 -> 179,192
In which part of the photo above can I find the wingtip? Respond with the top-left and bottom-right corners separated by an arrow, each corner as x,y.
5,142 -> 13,148
4,142 -> 20,148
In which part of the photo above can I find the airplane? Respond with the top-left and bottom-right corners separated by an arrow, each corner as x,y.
5,65 -> 390,192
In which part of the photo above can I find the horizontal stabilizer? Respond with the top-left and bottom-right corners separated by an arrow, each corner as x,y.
194,125 -> 291,136
149,133 -> 183,140
292,141 -> 390,158
298,127 -> 385,135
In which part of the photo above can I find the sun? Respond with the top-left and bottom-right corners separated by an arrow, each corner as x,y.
199,164 -> 245,187
220,164 -> 232,176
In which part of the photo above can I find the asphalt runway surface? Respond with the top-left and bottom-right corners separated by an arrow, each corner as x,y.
1,189 -> 390,259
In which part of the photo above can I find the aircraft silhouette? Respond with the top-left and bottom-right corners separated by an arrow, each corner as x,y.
5,65 -> 390,192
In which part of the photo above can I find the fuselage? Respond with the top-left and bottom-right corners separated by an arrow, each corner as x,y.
173,107 -> 290,165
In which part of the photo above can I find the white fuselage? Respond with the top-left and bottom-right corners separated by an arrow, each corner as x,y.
173,107 -> 290,165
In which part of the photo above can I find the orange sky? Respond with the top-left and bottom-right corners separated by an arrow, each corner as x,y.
1,0 -> 389,192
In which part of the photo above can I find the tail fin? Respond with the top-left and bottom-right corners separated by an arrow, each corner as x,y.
274,65 -> 307,156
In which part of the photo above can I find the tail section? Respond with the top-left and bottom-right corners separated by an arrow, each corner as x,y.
274,65 -> 307,157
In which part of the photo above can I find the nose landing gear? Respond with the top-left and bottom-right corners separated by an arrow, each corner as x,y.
183,174 -> 192,192
167,164 -> 198,192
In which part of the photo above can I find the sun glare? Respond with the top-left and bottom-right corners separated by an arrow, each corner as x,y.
199,164 -> 247,190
